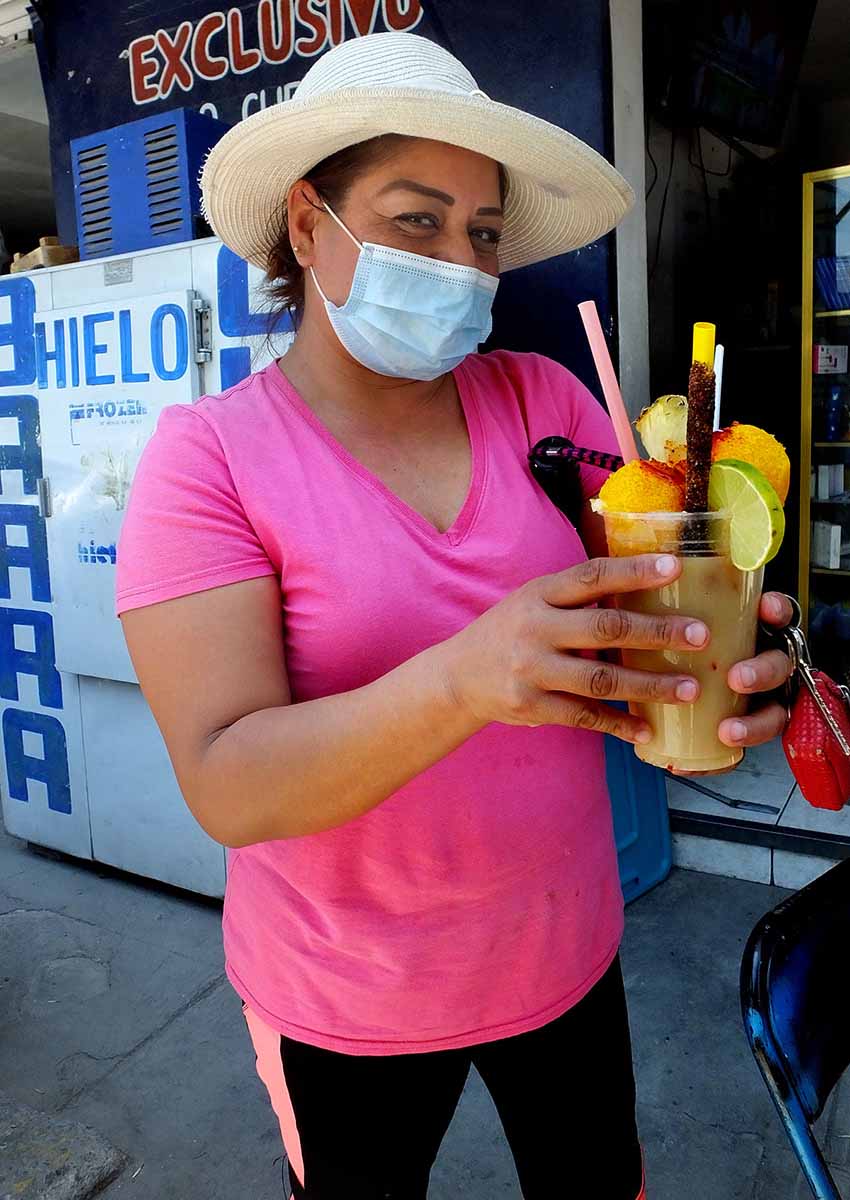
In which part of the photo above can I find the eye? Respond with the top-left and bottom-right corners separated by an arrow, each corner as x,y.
471,227 -> 502,248
396,212 -> 439,230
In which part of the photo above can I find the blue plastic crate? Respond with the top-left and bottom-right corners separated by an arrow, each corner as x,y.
605,734 -> 672,904
71,108 -> 231,259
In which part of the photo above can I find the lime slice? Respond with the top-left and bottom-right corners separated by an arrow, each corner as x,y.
708,458 -> 785,570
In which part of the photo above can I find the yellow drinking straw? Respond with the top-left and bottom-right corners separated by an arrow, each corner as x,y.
692,322 -> 716,368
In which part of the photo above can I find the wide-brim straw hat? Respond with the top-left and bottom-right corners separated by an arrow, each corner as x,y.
200,31 -> 634,274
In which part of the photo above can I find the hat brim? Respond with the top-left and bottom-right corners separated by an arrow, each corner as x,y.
200,87 -> 634,274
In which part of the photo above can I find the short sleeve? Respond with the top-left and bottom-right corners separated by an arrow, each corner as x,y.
561,369 -> 621,501
507,352 -> 621,501
115,403 -> 277,617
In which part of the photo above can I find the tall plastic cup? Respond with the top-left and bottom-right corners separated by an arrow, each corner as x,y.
602,510 -> 763,773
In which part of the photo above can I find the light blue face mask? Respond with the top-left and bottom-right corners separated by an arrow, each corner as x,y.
310,201 -> 500,382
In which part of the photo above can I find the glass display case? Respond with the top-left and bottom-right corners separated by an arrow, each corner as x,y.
800,165 -> 850,680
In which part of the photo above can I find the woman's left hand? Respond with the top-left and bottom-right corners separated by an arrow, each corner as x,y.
716,591 -> 794,751
669,592 -> 795,777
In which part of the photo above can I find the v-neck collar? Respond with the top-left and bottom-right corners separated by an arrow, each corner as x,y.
265,359 -> 487,548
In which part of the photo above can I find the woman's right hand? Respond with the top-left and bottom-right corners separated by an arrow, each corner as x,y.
440,553 -> 710,744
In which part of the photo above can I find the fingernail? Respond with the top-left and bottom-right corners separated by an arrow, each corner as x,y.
739,665 -> 756,687
729,720 -> 747,742
685,622 -> 708,646
635,728 -> 652,744
676,679 -> 698,701
655,555 -> 677,576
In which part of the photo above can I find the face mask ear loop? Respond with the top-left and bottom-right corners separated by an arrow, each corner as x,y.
309,266 -> 331,305
320,199 -> 363,251
309,198 -> 364,305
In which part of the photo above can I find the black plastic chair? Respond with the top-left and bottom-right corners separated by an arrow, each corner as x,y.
741,856 -> 850,1199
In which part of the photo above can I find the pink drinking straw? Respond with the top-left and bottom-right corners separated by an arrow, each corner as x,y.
577,301 -> 640,464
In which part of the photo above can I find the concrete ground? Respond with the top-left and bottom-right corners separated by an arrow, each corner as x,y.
0,818 -> 843,1200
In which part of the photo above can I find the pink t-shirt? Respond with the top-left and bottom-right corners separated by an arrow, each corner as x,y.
115,350 -> 624,1055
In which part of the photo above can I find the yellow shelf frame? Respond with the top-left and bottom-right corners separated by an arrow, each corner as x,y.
800,163 -> 850,627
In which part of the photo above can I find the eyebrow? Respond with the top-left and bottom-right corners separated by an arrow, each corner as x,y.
376,178 -> 503,217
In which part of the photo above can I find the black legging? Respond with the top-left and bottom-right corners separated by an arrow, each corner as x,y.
278,955 -> 643,1199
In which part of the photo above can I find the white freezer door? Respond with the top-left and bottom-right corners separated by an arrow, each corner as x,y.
37,289 -> 201,683
81,676 -> 225,897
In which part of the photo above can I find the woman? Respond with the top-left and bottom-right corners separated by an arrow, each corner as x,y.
115,32 -> 792,1200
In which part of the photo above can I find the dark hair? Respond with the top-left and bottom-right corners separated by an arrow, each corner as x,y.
264,135 -> 508,329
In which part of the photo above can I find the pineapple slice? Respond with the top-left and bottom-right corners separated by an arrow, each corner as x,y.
635,395 -> 688,465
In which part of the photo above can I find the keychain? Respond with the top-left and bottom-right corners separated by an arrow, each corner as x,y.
766,597 -> 850,811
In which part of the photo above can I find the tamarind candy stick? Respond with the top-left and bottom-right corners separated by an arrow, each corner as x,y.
685,361 -> 716,513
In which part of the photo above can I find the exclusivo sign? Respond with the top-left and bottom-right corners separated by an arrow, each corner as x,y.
128,0 -> 424,106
